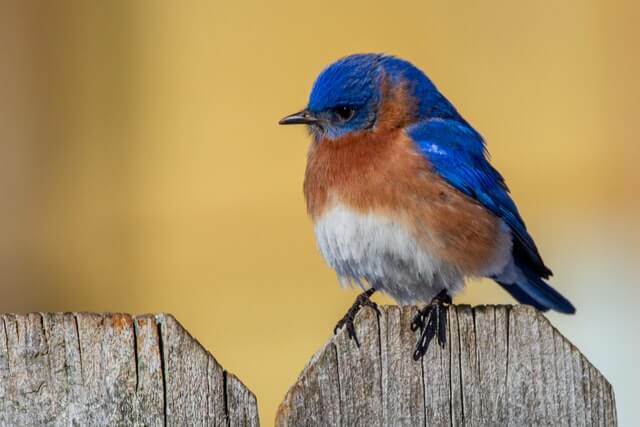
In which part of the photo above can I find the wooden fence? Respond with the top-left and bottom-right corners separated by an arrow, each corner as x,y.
0,313 -> 257,426
0,306 -> 616,426
276,305 -> 616,426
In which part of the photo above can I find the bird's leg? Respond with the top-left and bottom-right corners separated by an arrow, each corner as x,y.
411,289 -> 452,361
334,288 -> 380,348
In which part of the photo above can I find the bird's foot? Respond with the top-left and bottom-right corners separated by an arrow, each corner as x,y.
334,288 -> 379,347
411,289 -> 451,360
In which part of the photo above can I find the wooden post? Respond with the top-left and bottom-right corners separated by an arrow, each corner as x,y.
0,313 -> 259,426
276,305 -> 617,426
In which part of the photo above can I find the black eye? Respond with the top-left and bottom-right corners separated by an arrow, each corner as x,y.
333,105 -> 355,122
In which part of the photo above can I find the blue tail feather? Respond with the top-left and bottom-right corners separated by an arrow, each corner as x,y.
497,280 -> 550,312
497,263 -> 576,314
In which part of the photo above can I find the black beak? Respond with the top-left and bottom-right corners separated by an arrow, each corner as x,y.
278,110 -> 319,125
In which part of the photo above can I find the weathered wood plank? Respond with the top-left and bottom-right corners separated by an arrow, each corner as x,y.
334,305 -> 383,426
276,340 -> 341,426
421,305 -> 451,426
226,373 -> 259,427
383,306 -> 425,426
0,312 -> 259,426
276,304 -> 616,427
473,305 -> 509,424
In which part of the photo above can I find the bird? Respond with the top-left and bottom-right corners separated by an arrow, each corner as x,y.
279,53 -> 575,360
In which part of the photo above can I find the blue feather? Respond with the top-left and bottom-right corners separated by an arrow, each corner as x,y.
407,118 -> 575,313
407,118 -> 552,279
502,262 -> 575,313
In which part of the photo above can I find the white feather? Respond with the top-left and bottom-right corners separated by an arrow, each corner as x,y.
314,204 -> 464,304
314,204 -> 515,304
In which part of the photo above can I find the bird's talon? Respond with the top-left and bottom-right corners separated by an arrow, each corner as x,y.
412,290 -> 450,360
334,288 -> 377,347
437,305 -> 447,348
410,315 -> 423,332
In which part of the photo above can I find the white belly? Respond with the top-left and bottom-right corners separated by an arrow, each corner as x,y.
313,204 -> 464,304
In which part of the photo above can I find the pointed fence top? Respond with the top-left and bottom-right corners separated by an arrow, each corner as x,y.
276,305 -> 616,426
0,312 -> 259,426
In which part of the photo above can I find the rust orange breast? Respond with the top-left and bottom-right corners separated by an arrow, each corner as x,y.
303,131 -> 505,275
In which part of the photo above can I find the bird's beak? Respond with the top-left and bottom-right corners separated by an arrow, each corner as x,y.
278,110 -> 319,125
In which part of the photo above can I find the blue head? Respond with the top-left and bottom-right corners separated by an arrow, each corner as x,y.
280,53 -> 461,139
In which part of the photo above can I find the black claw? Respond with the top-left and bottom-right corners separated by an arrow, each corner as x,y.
334,288 -> 378,348
410,304 -> 433,332
412,290 -> 451,361
347,321 -> 359,347
433,288 -> 452,304
437,304 -> 447,347
410,318 -> 422,332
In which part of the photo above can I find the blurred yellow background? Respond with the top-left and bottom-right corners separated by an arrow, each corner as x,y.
2,1 -> 638,424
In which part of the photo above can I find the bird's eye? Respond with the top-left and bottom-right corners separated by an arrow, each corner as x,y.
333,105 -> 355,122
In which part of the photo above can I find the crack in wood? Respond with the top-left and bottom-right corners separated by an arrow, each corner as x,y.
72,313 -> 83,384
155,317 -> 168,426
222,370 -> 230,427
132,318 -> 139,393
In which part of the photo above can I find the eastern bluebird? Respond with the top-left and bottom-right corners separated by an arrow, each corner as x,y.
279,54 -> 575,359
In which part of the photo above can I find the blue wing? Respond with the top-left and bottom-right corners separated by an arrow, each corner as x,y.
407,118 -> 575,313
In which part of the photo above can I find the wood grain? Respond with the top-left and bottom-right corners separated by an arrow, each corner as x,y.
276,305 -> 616,426
0,312 -> 259,426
